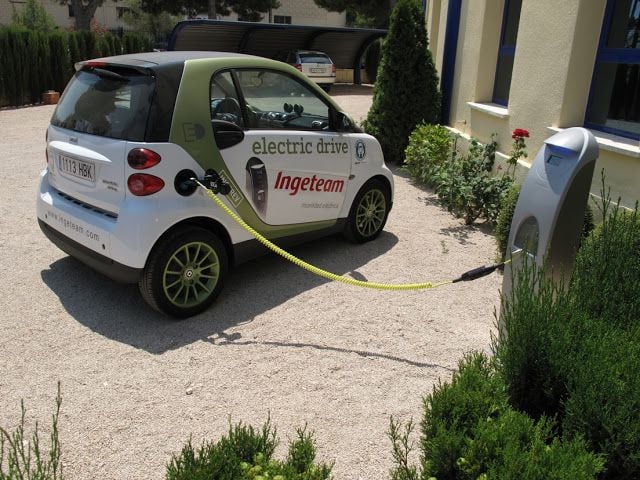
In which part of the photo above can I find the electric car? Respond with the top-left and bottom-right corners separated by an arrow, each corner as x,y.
37,51 -> 394,318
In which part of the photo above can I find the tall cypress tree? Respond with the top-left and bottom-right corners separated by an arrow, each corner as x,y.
365,0 -> 441,164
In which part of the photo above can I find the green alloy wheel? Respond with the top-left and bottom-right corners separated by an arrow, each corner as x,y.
344,179 -> 390,243
139,227 -> 228,318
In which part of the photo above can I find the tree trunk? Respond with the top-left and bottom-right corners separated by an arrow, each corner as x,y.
208,0 -> 216,19
71,0 -> 102,31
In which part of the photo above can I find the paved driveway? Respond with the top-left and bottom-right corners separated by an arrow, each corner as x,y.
0,89 -> 500,479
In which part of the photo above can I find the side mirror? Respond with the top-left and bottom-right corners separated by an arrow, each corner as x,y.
212,120 -> 244,149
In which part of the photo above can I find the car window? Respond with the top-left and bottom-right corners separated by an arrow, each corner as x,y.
51,69 -> 154,141
299,53 -> 332,64
210,70 -> 244,127
235,69 -> 330,131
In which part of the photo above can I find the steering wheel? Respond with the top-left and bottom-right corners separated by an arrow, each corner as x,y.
212,97 -> 242,120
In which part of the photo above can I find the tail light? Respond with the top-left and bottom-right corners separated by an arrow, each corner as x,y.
128,148 -> 161,170
331,64 -> 336,77
128,174 -> 165,196
295,63 -> 302,71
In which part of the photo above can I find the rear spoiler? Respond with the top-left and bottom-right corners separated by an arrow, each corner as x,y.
75,60 -> 154,76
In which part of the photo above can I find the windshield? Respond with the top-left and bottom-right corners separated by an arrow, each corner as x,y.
52,69 -> 155,141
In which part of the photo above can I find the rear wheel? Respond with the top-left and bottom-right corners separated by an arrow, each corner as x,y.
344,179 -> 390,243
139,227 -> 227,318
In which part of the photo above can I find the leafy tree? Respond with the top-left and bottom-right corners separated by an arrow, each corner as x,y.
66,0 -> 104,31
140,0 -> 279,21
122,0 -> 181,42
12,0 -> 56,31
364,0 -> 441,164
313,0 -> 393,28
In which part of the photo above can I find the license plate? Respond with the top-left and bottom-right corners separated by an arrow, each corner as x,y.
310,67 -> 326,73
57,154 -> 95,183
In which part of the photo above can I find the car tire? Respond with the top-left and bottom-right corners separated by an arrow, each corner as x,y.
139,227 -> 228,318
344,179 -> 390,243
321,84 -> 332,93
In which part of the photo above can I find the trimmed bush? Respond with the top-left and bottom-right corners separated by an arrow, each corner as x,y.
27,30 -> 50,104
432,136 -> 511,225
49,31 -> 70,94
569,202 -> 640,326
497,196 -> 640,479
404,126 -> 514,225
364,38 -> 380,83
364,0 -> 441,164
0,27 -> 151,107
404,124 -> 451,187
166,419 -> 331,480
494,183 -> 521,260
415,352 -> 603,480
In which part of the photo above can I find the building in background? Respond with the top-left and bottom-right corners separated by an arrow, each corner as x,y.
0,0 -> 346,31
197,0 -> 346,26
427,0 -> 639,208
0,0 -> 130,31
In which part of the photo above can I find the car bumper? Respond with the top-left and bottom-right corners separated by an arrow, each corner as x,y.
38,219 -> 141,283
37,170 -> 143,283
310,76 -> 336,85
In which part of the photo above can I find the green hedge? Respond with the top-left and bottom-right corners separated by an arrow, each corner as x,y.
497,197 -> 640,479
0,27 -> 151,107
416,352 -> 604,479
404,124 -> 512,225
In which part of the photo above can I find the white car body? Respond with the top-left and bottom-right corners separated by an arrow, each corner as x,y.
37,51 -> 393,316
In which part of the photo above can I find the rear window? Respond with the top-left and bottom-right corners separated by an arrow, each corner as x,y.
52,68 -> 155,141
299,53 -> 332,64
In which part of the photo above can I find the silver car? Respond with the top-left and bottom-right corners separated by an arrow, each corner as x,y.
276,50 -> 336,92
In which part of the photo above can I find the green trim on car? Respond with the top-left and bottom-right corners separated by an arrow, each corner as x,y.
170,57 -> 348,239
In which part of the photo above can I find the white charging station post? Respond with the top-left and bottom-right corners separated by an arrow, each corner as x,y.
501,127 -> 599,319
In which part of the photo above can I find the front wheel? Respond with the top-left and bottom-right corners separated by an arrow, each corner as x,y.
344,179 -> 390,243
139,227 -> 228,318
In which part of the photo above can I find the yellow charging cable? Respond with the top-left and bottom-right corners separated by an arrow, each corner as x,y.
194,180 -> 508,291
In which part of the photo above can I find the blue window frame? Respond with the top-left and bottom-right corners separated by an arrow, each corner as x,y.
492,0 -> 522,106
585,0 -> 640,140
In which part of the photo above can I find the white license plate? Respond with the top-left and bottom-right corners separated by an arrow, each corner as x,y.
310,67 -> 326,73
57,155 -> 95,183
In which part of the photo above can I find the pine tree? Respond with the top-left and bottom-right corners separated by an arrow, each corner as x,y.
364,0 -> 441,164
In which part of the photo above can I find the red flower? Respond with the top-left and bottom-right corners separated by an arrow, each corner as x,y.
512,128 -> 530,139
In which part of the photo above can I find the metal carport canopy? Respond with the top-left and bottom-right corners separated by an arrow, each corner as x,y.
167,20 -> 386,84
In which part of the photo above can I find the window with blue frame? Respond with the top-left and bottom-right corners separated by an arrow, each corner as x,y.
585,0 -> 640,140
493,0 -> 523,106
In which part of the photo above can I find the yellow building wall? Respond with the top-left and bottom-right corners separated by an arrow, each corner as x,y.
431,0 -> 639,209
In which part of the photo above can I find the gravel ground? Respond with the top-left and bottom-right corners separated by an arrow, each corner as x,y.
0,86 -> 501,479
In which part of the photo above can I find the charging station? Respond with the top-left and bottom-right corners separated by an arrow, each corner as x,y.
501,127 -> 599,306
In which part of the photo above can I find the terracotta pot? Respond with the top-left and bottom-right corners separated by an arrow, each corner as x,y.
43,91 -> 60,105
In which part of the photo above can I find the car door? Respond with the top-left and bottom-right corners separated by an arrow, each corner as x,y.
211,68 -> 352,226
